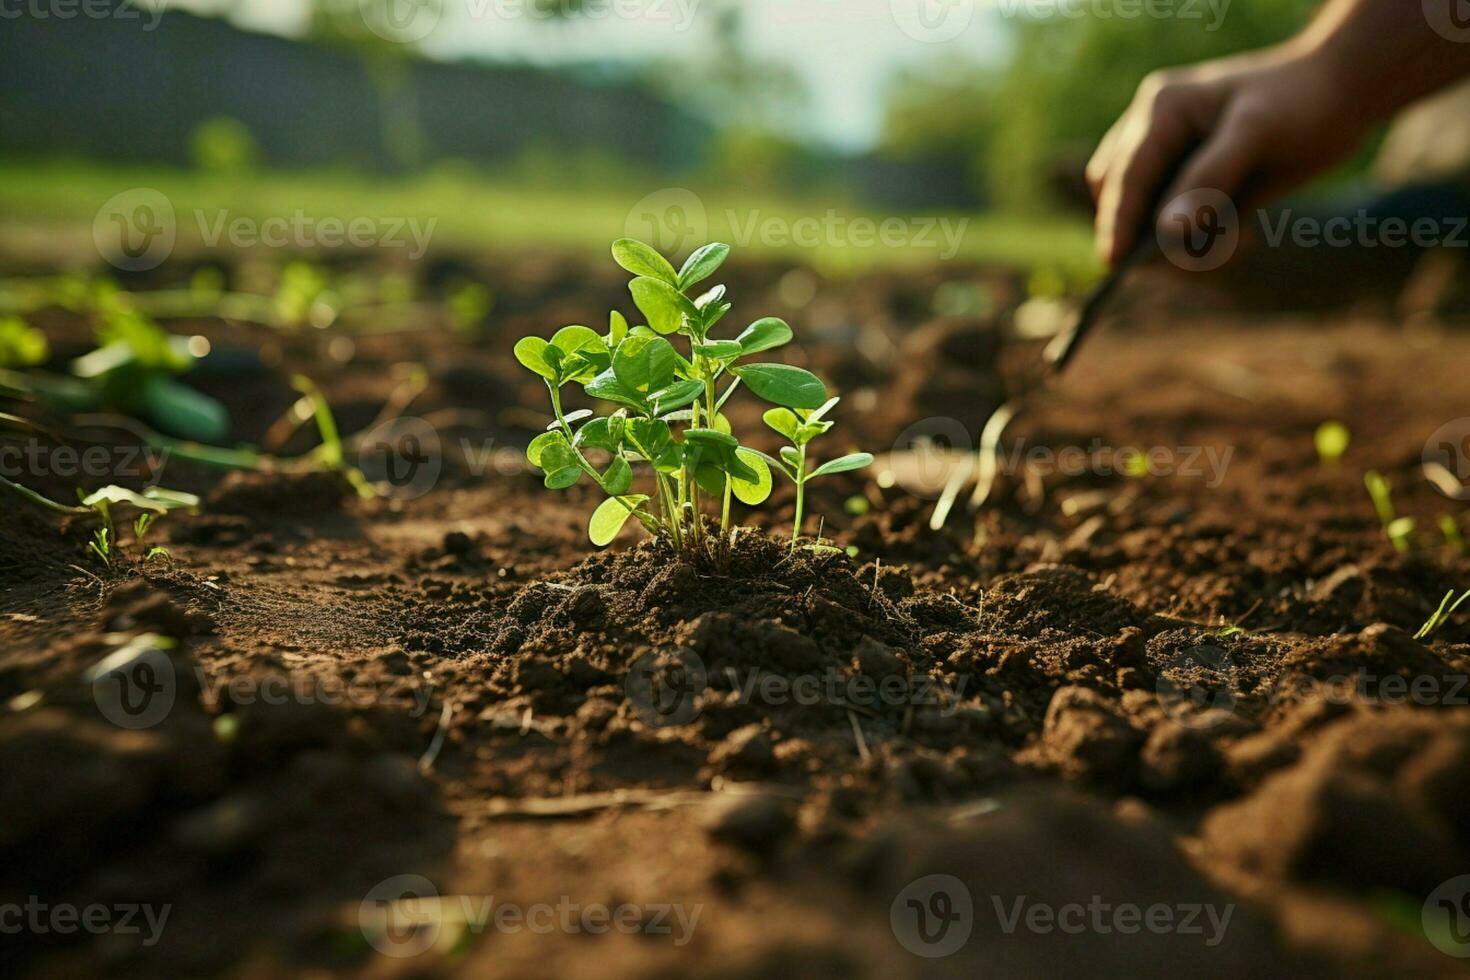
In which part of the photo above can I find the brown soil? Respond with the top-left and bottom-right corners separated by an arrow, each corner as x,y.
3,255 -> 1470,978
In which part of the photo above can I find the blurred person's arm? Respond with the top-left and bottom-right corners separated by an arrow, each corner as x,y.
1087,0 -> 1470,264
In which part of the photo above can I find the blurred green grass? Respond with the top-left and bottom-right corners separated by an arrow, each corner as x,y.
0,159 -> 1098,279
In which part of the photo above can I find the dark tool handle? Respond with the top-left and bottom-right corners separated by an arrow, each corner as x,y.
1042,157 -> 1193,374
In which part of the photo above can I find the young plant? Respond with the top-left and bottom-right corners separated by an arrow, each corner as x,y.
1415,588 -> 1470,641
0,476 -> 198,565
515,239 -> 869,556
0,316 -> 48,369
1364,470 -> 1414,554
1440,514 -> 1465,554
754,398 -> 874,551
1314,421 -> 1350,467
70,309 -> 230,443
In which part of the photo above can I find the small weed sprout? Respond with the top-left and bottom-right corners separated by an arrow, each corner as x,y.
1415,589 -> 1470,641
1440,514 -> 1465,554
1364,470 -> 1414,553
1314,421 -> 1350,467
515,239 -> 870,557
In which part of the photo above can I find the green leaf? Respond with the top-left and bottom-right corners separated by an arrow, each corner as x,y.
736,317 -> 792,355
677,243 -> 730,290
139,376 -> 230,443
527,430 -> 565,467
601,455 -> 633,495
762,407 -> 800,442
607,310 -> 629,347
682,428 -> 739,451
612,239 -> 679,285
82,485 -> 200,512
0,317 -> 48,368
806,396 -> 841,423
545,466 -> 583,490
684,429 -> 758,485
551,410 -> 593,429
589,494 -> 650,547
809,453 -> 874,479
731,448 -> 772,505
551,325 -> 603,357
648,378 -> 705,414
551,325 -> 608,379
514,336 -> 556,381
629,277 -> 698,336
694,340 -> 744,361
574,415 -> 625,452
693,284 -> 726,310
780,445 -> 803,472
795,421 -> 833,446
585,369 -> 645,409
626,418 -> 680,473
612,334 -> 678,396
539,437 -> 579,475
733,363 -> 828,409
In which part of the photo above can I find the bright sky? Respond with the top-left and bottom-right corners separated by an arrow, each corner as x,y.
167,0 -> 1012,148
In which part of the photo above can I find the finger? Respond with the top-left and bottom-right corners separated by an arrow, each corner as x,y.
1086,116 -> 1127,202
1096,98 -> 1194,264
1155,102 -> 1265,232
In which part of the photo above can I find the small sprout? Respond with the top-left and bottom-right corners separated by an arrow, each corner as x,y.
1415,588 -> 1470,641
1365,471 -> 1413,553
1314,421 -> 1350,467
844,495 -> 871,516
134,512 -> 157,542
1122,450 -> 1150,479
291,375 -> 374,498
514,239 -> 868,558
754,397 -> 873,551
88,527 -> 112,566
145,546 -> 172,563
1440,514 -> 1465,554
0,316 -> 49,368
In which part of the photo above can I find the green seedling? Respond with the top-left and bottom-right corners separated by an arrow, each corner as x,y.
1314,421 -> 1350,467
0,476 -> 198,564
0,316 -> 48,368
754,398 -> 874,551
1415,588 -> 1470,641
515,239 -> 869,556
1440,514 -> 1465,554
70,309 -> 230,443
1364,470 -> 1414,553
87,526 -> 112,566
290,375 -> 375,499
